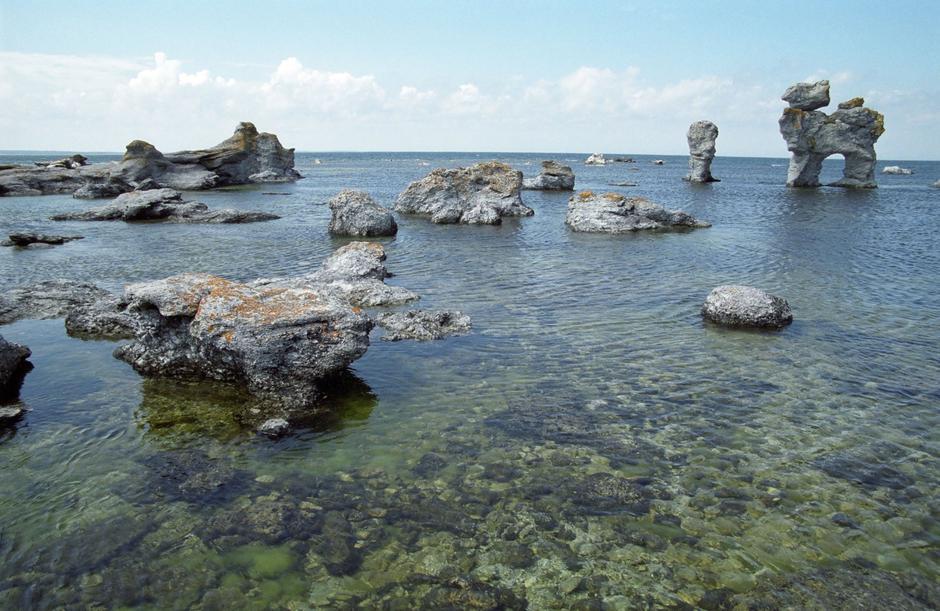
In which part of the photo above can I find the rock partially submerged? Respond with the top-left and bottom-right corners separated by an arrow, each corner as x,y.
328,190 -> 397,236
882,165 -> 913,175
377,310 -> 471,341
0,280 -> 114,325
933,180 -> 940,188
685,120 -> 719,183
0,334 -> 32,403
565,191 -> 710,233
394,161 -> 532,225
584,153 -> 608,165
779,82 -> 885,188
522,161 -> 575,190
701,285 -> 793,329
652,159 -> 665,165
2,233 -> 83,247
51,188 -> 279,224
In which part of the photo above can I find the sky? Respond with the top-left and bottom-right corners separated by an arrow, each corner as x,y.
1,0 -> 938,158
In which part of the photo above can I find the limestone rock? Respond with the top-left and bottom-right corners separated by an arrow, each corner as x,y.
779,81 -> 884,188
51,188 -> 279,224
565,191 -> 710,233
377,310 -> 471,341
782,80 -> 830,111
328,190 -> 398,236
0,280 -> 114,325
522,161 -> 575,190
584,153 -> 608,165
2,233 -> 83,247
685,120 -> 719,183
933,180 -> 940,188
882,166 -> 913,175
0,163 -> 109,197
64,295 -> 136,340
838,97 -> 865,110
652,159 -> 665,165
0,334 -> 32,402
701,285 -> 793,328
73,179 -> 133,199
394,161 -> 532,225
257,418 -> 290,438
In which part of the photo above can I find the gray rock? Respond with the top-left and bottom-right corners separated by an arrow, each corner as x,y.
652,159 -> 665,165
838,97 -> 865,110
395,161 -> 532,225
584,153 -> 608,165
565,191 -> 711,233
2,233 -> 83,247
608,181 -> 637,187
377,310 -> 471,341
685,120 -> 719,183
0,334 -> 32,401
782,80 -> 831,111
882,165 -> 913,175
328,189 -> 397,236
933,180 -> 940,188
257,418 -> 290,438
51,188 -> 279,224
64,294 -> 136,340
0,279 -> 114,324
779,81 -> 885,188
0,405 -> 24,422
34,154 -> 88,169
701,285 -> 793,328
522,160 -> 575,190
73,178 -> 133,199
0,162 -> 110,197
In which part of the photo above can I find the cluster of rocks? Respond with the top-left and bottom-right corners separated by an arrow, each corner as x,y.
51,188 -> 279,224
779,80 -> 885,188
882,166 -> 913,175
565,191 -> 710,233
2,233 -> 83,248
0,122 -> 300,198
328,190 -> 397,236
522,161 -> 575,190
684,120 -> 719,183
395,161 -> 533,225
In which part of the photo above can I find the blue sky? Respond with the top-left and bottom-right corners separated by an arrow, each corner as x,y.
1,0 -> 938,157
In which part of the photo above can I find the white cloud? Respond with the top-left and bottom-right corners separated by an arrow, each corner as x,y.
259,57 -> 385,115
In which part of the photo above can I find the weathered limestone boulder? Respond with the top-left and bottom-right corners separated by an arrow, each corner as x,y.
0,335 -> 32,403
2,233 -> 83,247
565,191 -> 710,233
0,163 -> 109,197
110,140 -> 219,191
522,161 -> 575,190
584,153 -> 608,165
34,154 -> 88,169
779,82 -> 885,188
0,280 -> 114,325
377,310 -> 471,341
838,97 -> 864,110
51,188 -> 279,224
328,190 -> 397,237
685,121 -> 719,183
394,161 -> 533,225
701,285 -> 793,329
882,166 -> 913,175
64,295 -> 136,340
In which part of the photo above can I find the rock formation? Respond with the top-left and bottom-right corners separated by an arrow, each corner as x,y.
652,160 -> 665,165
328,190 -> 398,236
564,191 -> 711,233
0,122 -> 301,197
933,180 -> 940,188
0,280 -> 115,325
2,233 -> 83,247
882,166 -> 913,175
685,121 -> 719,183
377,310 -> 471,341
584,153 -> 608,165
0,334 -> 32,403
778,81 -> 885,188
701,285 -> 793,328
522,161 -> 575,191
394,161 -> 533,225
51,188 -> 279,224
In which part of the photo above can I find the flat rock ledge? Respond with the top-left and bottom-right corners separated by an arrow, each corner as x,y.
702,285 -> 793,329
522,161 -> 575,190
50,188 -> 278,224
377,310 -> 471,341
395,161 -> 533,225
0,334 -> 32,405
565,192 -> 711,233
328,189 -> 397,237
2,233 -> 83,247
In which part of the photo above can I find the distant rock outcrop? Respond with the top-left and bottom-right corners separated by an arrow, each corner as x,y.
395,161 -> 533,225
584,153 -> 608,165
685,121 -> 719,183
779,81 -> 885,188
522,161 -> 575,191
565,191 -> 710,233
2,233 -> 83,248
328,190 -> 397,236
702,285 -> 793,328
881,166 -> 913,175
933,179 -> 940,188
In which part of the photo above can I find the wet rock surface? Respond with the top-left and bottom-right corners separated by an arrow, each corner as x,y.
0,334 -> 32,401
64,294 -> 136,340
376,309 -> 471,341
522,160 -> 575,190
565,191 -> 710,233
685,120 -> 719,183
327,189 -> 397,236
701,285 -> 793,329
395,161 -> 533,224
0,279 -> 114,325
2,233 -> 83,247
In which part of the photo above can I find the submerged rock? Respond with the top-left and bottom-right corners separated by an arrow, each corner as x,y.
685,120 -> 719,183
584,153 -> 608,165
51,188 -> 279,224
376,310 -> 471,341
701,285 -> 793,328
882,165 -> 913,175
0,279 -> 114,325
565,191 -> 710,233
328,189 -> 397,237
522,160 -> 575,190
779,82 -> 885,188
394,161 -> 532,225
2,233 -> 83,247
0,334 -> 32,401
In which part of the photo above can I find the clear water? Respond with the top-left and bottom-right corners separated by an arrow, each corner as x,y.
1,152 -> 938,608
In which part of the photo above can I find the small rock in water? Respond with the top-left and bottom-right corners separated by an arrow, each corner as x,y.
652,159 -> 665,165
2,233 -> 83,247
565,191 -> 710,233
701,285 -> 793,329
584,153 -> 608,165
607,181 -> 637,187
882,165 -> 913,175
328,189 -> 397,236
831,512 -> 860,529
522,160 -> 575,190
377,310 -> 471,341
257,418 -> 290,438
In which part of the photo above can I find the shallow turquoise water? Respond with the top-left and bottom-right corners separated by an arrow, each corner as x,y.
1,153 -> 938,608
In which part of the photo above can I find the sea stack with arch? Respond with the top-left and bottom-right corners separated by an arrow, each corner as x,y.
778,80 -> 885,188
685,120 -> 719,183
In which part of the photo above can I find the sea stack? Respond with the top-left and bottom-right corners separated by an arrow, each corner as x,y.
685,121 -> 719,183
778,81 -> 885,188
522,161 -> 575,190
